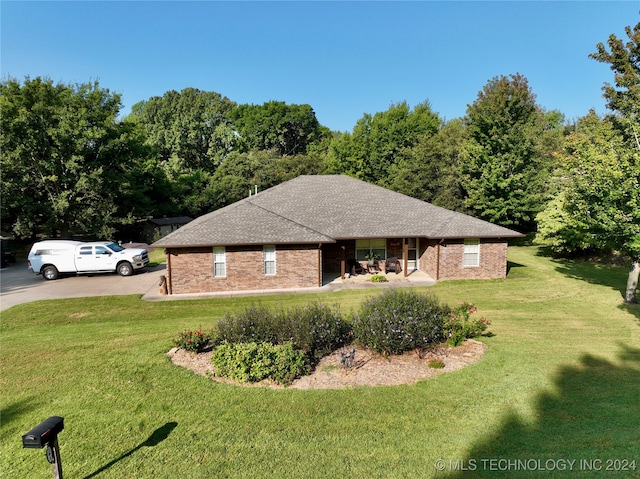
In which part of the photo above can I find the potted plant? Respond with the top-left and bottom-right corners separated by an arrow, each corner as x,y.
364,251 -> 379,265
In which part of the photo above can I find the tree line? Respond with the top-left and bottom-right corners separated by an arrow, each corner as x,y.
1,20 -> 638,300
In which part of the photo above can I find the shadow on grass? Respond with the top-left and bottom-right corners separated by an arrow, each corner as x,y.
0,396 -> 41,430
546,256 -> 640,322
83,421 -> 178,479
444,344 -> 640,478
506,261 -> 525,275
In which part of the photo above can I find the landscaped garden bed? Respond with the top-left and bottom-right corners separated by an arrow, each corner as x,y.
168,338 -> 487,389
169,289 -> 491,388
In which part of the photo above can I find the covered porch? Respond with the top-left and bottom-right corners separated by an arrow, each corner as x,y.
321,238 -> 426,285
327,268 -> 435,287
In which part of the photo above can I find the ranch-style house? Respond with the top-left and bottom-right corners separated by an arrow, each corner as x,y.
152,175 -> 523,295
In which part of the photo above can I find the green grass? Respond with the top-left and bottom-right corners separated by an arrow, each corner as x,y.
146,248 -> 166,267
1,246 -> 639,478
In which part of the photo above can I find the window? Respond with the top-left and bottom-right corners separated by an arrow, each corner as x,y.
356,239 -> 386,262
79,246 -> 93,255
213,247 -> 226,277
95,246 -> 109,255
463,239 -> 480,267
107,243 -> 124,252
264,245 -> 276,275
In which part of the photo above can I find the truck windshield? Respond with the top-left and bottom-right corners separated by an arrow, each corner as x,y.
107,243 -> 125,252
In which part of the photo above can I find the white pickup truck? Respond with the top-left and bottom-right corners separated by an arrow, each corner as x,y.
28,240 -> 150,280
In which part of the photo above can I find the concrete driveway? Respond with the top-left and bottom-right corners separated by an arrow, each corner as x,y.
0,262 -> 166,311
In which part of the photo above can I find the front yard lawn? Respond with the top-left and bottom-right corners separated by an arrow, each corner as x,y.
1,246 -> 638,478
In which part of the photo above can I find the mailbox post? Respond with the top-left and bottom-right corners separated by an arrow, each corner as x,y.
22,416 -> 64,479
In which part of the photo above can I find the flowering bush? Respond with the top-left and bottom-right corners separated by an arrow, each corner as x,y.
215,305 -> 278,345
211,341 -> 310,386
173,327 -> 214,353
444,302 -> 491,346
215,302 -> 350,363
279,302 -> 351,362
352,289 -> 447,355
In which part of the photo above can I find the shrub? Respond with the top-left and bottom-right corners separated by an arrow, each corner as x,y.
444,302 -> 491,346
211,341 -> 310,386
173,327 -> 213,353
279,302 -> 351,362
215,305 -> 278,345
214,302 -> 350,363
370,274 -> 388,283
352,289 -> 447,355
428,358 -> 445,369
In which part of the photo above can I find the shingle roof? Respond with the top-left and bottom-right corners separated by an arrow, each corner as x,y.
152,175 -> 523,247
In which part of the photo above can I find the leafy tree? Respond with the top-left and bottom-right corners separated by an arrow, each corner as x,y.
327,113 -> 372,178
205,150 -> 282,210
229,101 -> 325,156
463,74 -> 562,230
129,88 -> 237,171
388,118 -> 469,212
576,19 -> 640,303
590,20 -> 640,141
538,17 -> 640,303
328,101 -> 440,183
0,77 -> 158,239
536,113 -> 639,302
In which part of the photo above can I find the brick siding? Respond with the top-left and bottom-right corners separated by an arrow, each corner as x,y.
165,238 -> 509,294
421,239 -> 508,280
167,244 -> 320,294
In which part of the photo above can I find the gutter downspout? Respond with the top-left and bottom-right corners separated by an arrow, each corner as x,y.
318,244 -> 323,287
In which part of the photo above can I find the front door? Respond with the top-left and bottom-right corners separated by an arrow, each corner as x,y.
406,238 -> 418,271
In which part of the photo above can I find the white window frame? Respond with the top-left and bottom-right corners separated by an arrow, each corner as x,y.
463,239 -> 480,267
263,245 -> 276,275
355,239 -> 387,262
213,246 -> 226,277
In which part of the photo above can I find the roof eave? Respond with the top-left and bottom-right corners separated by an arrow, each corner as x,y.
152,240 -> 337,249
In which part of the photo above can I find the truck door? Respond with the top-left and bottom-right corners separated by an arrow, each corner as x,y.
75,245 -> 116,272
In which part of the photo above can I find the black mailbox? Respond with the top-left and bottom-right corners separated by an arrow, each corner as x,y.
22,416 -> 64,449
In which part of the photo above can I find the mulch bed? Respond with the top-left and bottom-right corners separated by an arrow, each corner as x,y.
167,339 -> 487,389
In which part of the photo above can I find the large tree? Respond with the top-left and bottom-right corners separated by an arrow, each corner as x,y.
229,101 -> 326,156
388,118 -> 469,212
463,74 -> 563,231
328,101 -> 441,183
129,88 -> 237,171
590,21 -> 640,139
204,149 -> 282,210
536,113 -> 639,302
0,77 -> 158,239
538,20 -> 640,303
590,20 -> 640,303
537,113 -> 637,248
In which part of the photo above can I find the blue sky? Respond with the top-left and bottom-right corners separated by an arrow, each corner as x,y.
2,1 -> 638,132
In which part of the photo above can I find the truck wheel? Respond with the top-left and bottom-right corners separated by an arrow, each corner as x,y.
117,262 -> 133,277
42,265 -> 59,280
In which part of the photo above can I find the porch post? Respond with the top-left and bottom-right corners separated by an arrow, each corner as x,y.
340,244 -> 346,279
403,239 -> 408,277
166,249 -> 173,295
